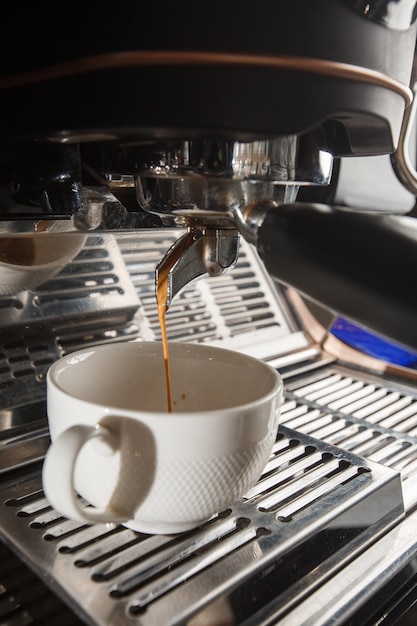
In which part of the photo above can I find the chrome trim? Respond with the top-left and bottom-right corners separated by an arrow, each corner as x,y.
391,80 -> 417,194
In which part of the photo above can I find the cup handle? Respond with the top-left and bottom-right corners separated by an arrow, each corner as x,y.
42,424 -> 129,525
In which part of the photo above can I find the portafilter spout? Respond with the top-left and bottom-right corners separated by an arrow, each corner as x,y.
156,225 -> 240,311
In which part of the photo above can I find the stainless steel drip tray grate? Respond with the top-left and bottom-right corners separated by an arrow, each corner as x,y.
281,363 -> 417,510
0,426 -> 403,626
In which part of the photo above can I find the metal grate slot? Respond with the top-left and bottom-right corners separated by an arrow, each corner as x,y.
57,323 -> 140,354
34,283 -> 124,306
283,365 -> 417,508
251,442 -> 364,521
204,252 -> 281,338
0,338 -> 57,404
285,368 -> 417,435
0,295 -> 25,310
107,519 -> 256,609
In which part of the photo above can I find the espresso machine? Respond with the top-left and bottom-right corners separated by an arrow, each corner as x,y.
4,1 -> 417,624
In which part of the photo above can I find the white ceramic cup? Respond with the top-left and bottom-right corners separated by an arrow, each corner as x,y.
42,341 -> 283,534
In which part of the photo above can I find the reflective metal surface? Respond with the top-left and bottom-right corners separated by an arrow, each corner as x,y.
0,540 -> 85,626
2,232 -> 417,625
155,227 -> 240,310
0,426 -> 404,626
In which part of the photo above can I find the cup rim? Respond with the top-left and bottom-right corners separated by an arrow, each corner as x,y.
47,340 -> 283,417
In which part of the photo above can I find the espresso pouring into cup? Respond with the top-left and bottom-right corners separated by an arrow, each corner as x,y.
42,341 -> 282,534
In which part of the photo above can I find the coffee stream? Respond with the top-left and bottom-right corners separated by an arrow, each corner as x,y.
157,232 -> 195,413
157,268 -> 173,413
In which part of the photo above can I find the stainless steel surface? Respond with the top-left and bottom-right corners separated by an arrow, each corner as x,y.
1,230 -> 417,625
0,540 -> 85,626
391,80 -> 417,196
0,233 -> 140,408
256,507 -> 417,626
281,365 -> 417,511
0,426 -> 403,626
136,138 -> 333,194
155,227 -> 240,311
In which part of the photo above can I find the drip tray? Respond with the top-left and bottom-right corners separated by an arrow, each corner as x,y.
0,426 -> 404,626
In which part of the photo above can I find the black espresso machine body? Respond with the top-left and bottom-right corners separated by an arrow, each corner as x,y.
1,0 -> 417,347
3,2 -> 417,625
